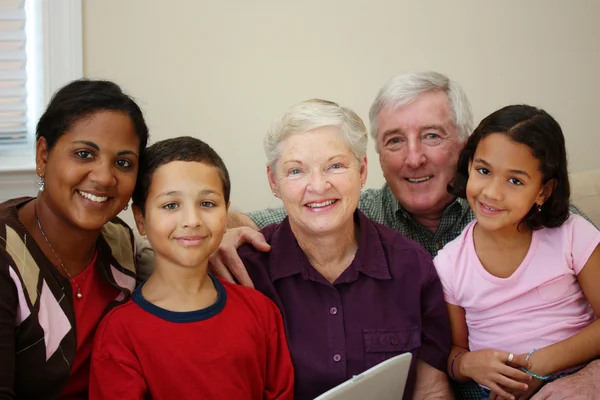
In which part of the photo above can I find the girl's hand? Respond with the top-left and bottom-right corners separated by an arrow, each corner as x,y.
460,349 -> 532,399
506,352 -> 548,399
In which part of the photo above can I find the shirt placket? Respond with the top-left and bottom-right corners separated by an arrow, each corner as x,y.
326,285 -> 347,381
397,211 -> 437,255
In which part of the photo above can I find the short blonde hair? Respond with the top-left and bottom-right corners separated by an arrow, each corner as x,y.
264,99 -> 368,168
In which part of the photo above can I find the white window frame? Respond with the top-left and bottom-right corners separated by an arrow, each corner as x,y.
0,0 -> 82,200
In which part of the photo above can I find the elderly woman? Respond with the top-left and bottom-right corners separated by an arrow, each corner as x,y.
234,99 -> 451,399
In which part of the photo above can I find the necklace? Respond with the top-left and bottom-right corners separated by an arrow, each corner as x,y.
35,216 -> 93,300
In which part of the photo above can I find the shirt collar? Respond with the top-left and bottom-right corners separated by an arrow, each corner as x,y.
454,197 -> 471,214
385,183 -> 468,222
268,210 -> 391,283
382,184 -> 400,216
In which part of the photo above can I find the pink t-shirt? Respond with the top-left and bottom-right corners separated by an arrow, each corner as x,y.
434,213 -> 600,355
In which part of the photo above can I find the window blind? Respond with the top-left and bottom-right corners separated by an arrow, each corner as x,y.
0,0 -> 28,146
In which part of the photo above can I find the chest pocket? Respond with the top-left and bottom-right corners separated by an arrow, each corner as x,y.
363,327 -> 420,368
537,274 -> 577,303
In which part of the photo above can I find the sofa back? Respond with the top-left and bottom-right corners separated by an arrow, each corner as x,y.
571,169 -> 600,227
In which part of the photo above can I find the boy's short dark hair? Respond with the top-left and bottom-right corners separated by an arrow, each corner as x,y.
449,104 -> 570,230
132,136 -> 231,215
37,79 -> 149,152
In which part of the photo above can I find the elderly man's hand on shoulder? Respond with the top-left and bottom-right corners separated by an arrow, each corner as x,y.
208,225 -> 270,288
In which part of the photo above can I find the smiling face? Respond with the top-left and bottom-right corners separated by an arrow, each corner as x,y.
134,161 -> 229,271
376,90 -> 463,218
466,133 -> 552,234
268,127 -> 367,238
36,110 -> 140,231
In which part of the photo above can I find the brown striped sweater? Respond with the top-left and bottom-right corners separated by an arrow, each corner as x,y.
0,197 -> 138,399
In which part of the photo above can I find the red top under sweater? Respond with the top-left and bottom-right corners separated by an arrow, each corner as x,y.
60,252 -> 120,400
89,275 -> 294,400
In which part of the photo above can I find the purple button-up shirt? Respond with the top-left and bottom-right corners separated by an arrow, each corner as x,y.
238,210 -> 451,399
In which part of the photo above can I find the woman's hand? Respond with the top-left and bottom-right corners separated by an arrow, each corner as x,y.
459,349 -> 532,399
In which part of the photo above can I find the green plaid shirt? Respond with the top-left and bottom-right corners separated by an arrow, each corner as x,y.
248,184 -> 474,257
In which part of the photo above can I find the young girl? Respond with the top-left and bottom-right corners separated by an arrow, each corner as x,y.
434,105 -> 600,400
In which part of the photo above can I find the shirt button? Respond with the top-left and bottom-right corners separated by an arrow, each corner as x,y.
436,241 -> 443,250
391,337 -> 399,346
329,306 -> 338,315
333,354 -> 342,362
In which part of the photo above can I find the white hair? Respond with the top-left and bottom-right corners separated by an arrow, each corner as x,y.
264,99 -> 368,168
369,71 -> 473,151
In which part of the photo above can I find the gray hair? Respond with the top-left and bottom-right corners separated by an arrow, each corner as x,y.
264,99 -> 368,168
368,71 -> 473,150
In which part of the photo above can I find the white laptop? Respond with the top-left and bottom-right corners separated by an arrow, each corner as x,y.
314,352 -> 413,400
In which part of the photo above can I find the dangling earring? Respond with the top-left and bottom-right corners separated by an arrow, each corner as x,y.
38,176 -> 45,192
123,204 -> 129,211
537,204 -> 542,212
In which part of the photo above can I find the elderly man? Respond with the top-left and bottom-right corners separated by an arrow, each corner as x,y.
212,71 -> 600,400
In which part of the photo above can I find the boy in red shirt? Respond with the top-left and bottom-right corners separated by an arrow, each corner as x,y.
90,137 -> 294,399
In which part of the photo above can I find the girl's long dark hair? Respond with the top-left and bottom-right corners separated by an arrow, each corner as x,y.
449,104 -> 570,230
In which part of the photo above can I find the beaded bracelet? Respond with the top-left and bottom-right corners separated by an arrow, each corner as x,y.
450,350 -> 465,381
520,348 -> 552,381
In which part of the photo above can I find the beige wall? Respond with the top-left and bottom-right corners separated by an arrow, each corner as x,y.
83,0 -> 600,223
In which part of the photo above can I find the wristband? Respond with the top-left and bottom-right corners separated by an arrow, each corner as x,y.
520,348 -> 552,381
450,350 -> 465,381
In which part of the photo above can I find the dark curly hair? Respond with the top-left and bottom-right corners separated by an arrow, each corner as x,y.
449,104 -> 570,230
36,79 -> 149,152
